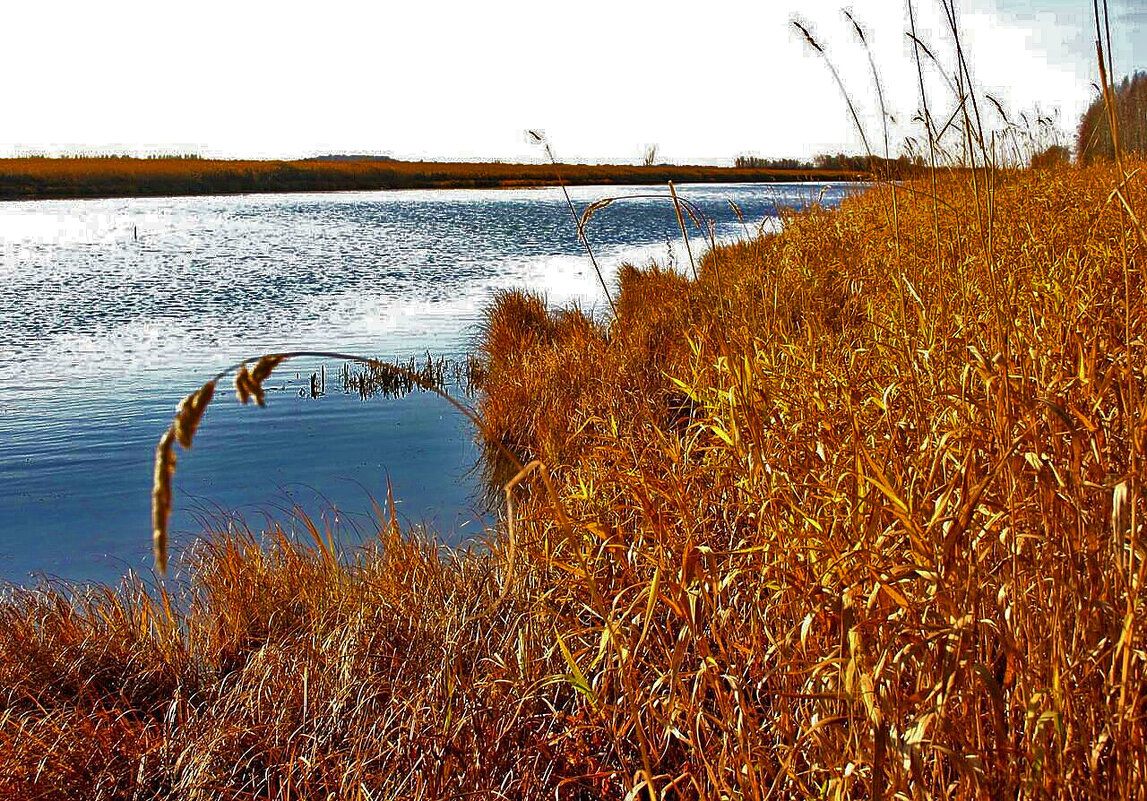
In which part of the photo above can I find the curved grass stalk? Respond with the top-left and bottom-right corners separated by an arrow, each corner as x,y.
529,131 -> 619,318
153,351 -> 527,581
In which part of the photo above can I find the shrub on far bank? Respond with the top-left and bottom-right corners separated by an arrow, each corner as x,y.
1030,143 -> 1070,170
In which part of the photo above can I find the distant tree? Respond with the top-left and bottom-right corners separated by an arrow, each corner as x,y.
814,153 -> 871,171
732,152 -> 920,176
1030,144 -> 1070,170
304,154 -> 397,163
734,155 -> 812,170
1077,71 -> 1147,164
642,144 -> 659,167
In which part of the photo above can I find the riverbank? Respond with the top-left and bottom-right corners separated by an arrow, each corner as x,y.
0,182 -> 839,586
0,156 -> 883,201
2,163 -> 1144,799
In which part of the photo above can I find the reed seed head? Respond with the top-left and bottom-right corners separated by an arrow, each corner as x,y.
151,428 -> 177,574
173,380 -> 215,449
234,365 -> 254,405
792,20 -> 824,53
250,354 -> 286,384
234,355 -> 286,407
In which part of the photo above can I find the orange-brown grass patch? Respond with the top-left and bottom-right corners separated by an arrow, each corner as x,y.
0,156 -> 875,201
473,161 -> 1147,798
476,290 -> 609,485
3,161 -> 1147,799
0,514 -> 598,800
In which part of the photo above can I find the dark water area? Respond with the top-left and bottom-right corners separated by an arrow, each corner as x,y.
0,183 -> 857,585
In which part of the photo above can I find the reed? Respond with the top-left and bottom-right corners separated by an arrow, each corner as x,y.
467,160 -> 1147,799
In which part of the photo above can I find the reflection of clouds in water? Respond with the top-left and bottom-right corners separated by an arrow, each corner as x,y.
0,208 -> 126,246
347,240 -> 714,345
355,297 -> 482,340
48,319 -> 196,369
346,252 -> 607,344
34,242 -> 708,375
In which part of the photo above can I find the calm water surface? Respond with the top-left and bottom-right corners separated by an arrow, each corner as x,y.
0,183 -> 855,584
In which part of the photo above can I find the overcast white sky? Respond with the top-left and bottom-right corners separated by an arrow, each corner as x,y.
1,1 -> 1141,163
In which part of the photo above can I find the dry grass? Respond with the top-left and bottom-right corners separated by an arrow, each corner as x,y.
0,156 -> 877,201
473,161 -> 1147,798
3,160 -> 1147,799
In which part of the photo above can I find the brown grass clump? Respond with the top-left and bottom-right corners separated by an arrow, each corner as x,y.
4,161 -> 1147,799
476,290 -> 609,484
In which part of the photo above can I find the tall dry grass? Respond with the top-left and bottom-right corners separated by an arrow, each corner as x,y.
3,4 -> 1145,790
3,160 -> 1145,799
472,161 -> 1147,798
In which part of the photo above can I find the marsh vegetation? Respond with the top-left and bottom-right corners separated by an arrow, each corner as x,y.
2,2 -> 1147,799
0,156 -> 879,202
4,158 -> 1146,798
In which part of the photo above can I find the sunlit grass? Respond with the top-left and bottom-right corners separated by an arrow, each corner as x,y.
3,157 -> 1145,798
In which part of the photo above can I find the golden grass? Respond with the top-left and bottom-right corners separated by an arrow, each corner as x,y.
3,161 -> 1147,799
473,161 -> 1147,798
0,156 -> 879,201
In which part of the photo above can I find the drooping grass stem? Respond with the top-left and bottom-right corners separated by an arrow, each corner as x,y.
529,131 -> 619,318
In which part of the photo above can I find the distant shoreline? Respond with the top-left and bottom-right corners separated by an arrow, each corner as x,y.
0,157 -> 880,202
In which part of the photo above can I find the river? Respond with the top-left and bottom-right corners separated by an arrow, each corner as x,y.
0,182 -> 855,584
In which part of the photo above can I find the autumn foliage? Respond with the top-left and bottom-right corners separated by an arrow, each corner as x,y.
1076,71 -> 1147,164
3,161 -> 1147,799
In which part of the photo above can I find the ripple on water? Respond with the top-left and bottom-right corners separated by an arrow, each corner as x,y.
0,183 -> 860,584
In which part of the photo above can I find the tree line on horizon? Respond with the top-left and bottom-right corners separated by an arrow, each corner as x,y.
734,153 -> 924,174
1077,70 -> 1147,164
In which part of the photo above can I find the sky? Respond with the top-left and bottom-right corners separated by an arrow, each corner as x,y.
0,1 -> 1141,164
